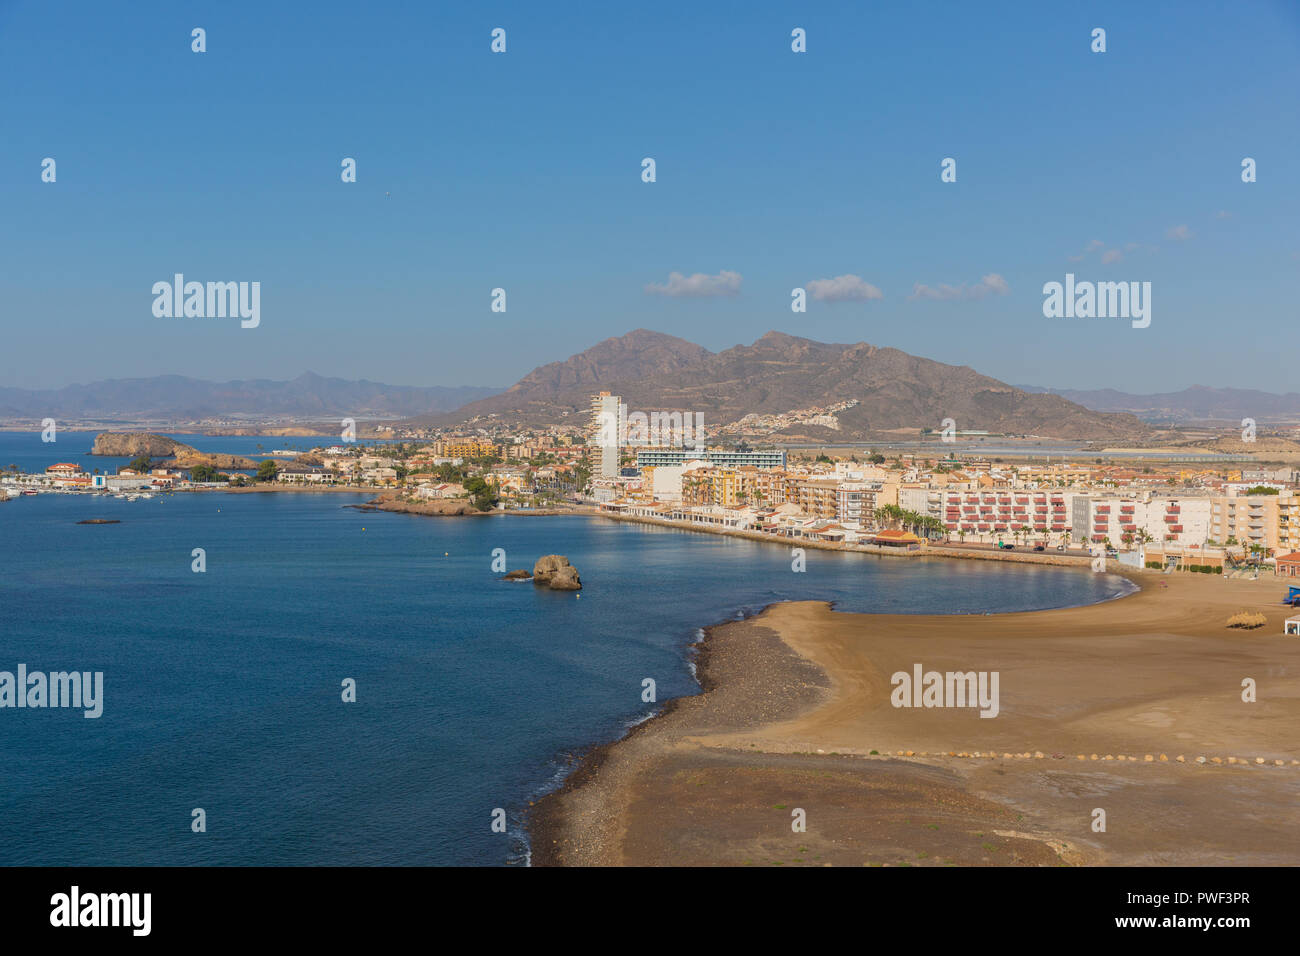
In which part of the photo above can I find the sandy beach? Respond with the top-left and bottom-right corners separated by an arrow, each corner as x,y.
531,570 -> 1300,866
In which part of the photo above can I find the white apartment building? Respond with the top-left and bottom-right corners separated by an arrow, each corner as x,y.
900,487 -> 944,520
588,392 -> 625,480
1072,494 -> 1214,549
647,464 -> 691,505
942,489 -> 1078,541
836,482 -> 879,526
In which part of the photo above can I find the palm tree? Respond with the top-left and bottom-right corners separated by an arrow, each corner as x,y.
873,504 -> 901,529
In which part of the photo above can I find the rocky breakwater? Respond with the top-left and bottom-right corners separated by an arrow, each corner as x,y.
91,432 -> 257,469
532,555 -> 582,591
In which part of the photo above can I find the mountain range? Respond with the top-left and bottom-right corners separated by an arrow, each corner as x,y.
1016,385 -> 1300,424
7,333 -> 1286,436
417,329 -> 1154,442
0,373 -> 503,421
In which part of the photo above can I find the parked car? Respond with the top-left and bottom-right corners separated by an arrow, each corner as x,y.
1033,544 -> 1046,552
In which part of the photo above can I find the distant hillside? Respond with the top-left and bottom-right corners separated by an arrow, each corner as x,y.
0,373 -> 503,421
420,329 -> 1152,442
1017,384 -> 1300,424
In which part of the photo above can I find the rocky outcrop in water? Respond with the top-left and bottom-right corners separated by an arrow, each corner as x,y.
90,432 -> 257,469
533,555 -> 582,590
92,432 -> 191,457
364,495 -> 484,516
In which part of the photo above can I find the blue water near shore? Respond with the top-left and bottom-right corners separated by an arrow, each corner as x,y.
0,490 -> 1135,866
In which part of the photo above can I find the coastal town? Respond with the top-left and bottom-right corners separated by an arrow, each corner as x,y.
6,388 -> 1300,579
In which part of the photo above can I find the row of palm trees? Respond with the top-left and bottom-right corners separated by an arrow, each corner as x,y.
872,504 -> 946,539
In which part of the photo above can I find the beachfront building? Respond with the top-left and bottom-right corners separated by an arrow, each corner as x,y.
588,391 -> 625,480
1143,545 -> 1228,573
677,467 -> 885,525
1209,491 -> 1298,555
1072,494 -> 1213,549
900,486 -> 945,521
1276,552 -> 1300,578
682,466 -> 743,508
415,482 -> 466,499
836,482 -> 877,526
102,474 -> 153,491
1279,495 -> 1300,553
786,477 -> 842,519
277,465 -> 331,483
638,465 -> 681,505
870,529 -> 923,549
942,489 -> 1078,543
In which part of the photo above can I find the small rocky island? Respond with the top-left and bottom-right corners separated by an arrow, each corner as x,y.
91,432 -> 257,470
500,555 -> 582,590
532,555 -> 582,590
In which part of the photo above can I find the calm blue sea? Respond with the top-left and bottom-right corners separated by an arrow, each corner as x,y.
0,439 -> 1135,866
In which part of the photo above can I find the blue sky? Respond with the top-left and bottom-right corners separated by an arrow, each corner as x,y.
2,0 -> 1297,392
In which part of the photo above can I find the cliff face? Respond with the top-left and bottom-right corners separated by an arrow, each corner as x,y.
91,433 -> 192,457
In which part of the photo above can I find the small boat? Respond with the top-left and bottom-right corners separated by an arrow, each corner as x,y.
21,489 -> 37,496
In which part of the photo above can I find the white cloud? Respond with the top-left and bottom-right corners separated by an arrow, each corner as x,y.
1070,239 -> 1109,262
1101,249 -> 1123,264
1215,210 -> 1232,220
806,274 -> 883,302
644,269 -> 742,297
1166,224 -> 1193,240
908,273 -> 1008,301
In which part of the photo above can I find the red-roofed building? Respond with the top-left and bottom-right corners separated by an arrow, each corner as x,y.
46,463 -> 82,475
871,529 -> 923,549
1277,552 -> 1300,578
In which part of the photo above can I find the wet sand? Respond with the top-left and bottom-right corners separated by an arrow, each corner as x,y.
531,571 -> 1300,866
